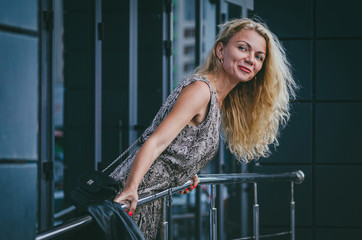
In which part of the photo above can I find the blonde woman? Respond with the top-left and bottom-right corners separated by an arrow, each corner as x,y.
111,18 -> 296,239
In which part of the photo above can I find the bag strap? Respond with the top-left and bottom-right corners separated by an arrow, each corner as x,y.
101,136 -> 142,173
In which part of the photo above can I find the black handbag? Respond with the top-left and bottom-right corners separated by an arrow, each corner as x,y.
71,137 -> 141,210
70,171 -> 120,209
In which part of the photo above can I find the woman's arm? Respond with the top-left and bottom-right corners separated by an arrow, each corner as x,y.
114,81 -> 211,215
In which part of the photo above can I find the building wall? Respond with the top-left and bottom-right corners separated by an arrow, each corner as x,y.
254,0 -> 362,239
0,0 -> 38,239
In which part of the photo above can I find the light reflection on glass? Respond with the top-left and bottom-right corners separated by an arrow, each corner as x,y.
53,0 -> 65,220
173,0 -> 196,89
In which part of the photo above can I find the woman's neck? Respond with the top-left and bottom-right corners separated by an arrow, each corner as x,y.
207,72 -> 239,108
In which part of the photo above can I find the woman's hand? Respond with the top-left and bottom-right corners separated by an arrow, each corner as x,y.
113,187 -> 138,216
179,175 -> 200,195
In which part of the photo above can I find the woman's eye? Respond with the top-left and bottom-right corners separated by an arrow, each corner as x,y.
239,46 -> 246,51
256,55 -> 264,61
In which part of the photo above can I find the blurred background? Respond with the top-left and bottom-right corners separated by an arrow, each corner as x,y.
0,0 -> 362,239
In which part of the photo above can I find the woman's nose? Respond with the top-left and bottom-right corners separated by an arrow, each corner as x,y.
244,54 -> 254,66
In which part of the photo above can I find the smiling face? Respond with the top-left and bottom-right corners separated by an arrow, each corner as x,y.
216,29 -> 267,83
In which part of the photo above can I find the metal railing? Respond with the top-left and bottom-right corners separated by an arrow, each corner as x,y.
35,170 -> 305,240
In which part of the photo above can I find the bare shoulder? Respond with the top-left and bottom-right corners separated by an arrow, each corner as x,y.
179,80 -> 211,105
188,80 -> 211,93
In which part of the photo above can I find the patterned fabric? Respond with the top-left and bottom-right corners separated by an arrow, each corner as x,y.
110,74 -> 221,239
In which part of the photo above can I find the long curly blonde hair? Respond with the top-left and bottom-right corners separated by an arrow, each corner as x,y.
196,18 -> 297,162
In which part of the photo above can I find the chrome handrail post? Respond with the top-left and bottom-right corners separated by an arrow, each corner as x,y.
161,189 -> 172,240
210,184 -> 217,240
290,181 -> 295,240
160,196 -> 168,240
253,182 -> 259,240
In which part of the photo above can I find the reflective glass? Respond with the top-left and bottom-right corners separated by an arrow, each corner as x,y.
172,0 -> 196,88
201,0 -> 216,63
0,0 -> 38,30
0,31 -> 38,160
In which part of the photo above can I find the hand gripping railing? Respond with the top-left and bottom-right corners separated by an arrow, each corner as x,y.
35,170 -> 305,240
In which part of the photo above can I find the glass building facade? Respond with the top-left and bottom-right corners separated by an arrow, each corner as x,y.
1,0 -> 362,239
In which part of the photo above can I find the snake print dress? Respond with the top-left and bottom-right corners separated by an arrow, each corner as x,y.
110,74 -> 221,239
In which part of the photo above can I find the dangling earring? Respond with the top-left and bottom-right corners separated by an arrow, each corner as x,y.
254,76 -> 257,81
219,58 -> 224,63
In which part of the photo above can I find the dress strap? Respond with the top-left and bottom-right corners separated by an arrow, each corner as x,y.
101,136 -> 142,173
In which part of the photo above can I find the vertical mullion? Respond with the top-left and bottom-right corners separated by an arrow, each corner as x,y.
162,0 -> 173,101
162,1 -> 174,237
312,0 -> 317,239
94,0 -> 102,169
163,2 -> 173,239
195,1 -> 203,239
129,0 -> 138,144
216,0 -> 221,31
215,2 -> 226,239
195,0 -> 202,67
38,0 -> 54,231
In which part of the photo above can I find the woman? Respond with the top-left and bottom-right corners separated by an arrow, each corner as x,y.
110,18 -> 296,239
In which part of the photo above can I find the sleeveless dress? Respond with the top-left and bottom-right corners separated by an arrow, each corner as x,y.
109,74 -> 221,239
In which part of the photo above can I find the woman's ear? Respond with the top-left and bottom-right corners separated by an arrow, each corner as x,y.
216,42 -> 224,61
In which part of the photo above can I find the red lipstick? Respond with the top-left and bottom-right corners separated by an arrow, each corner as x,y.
239,66 -> 251,73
